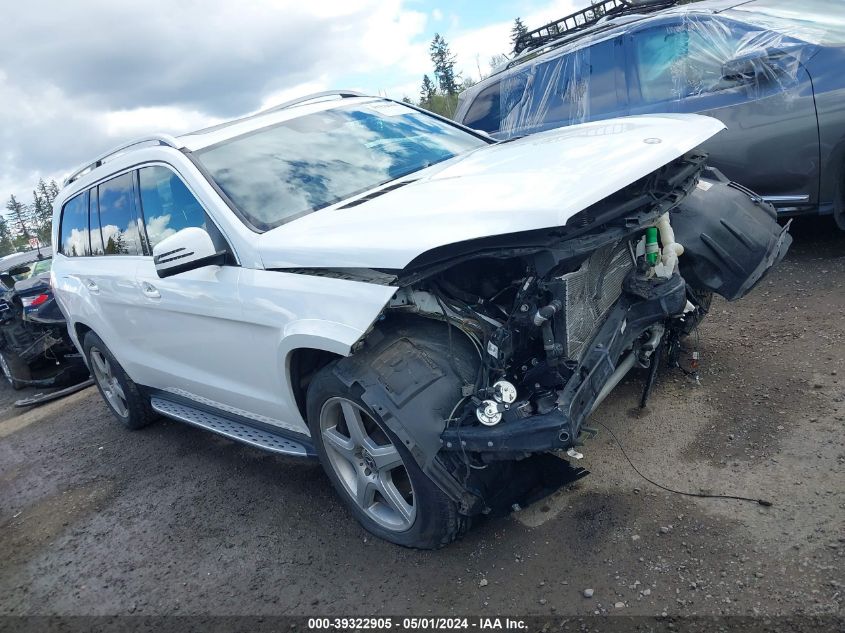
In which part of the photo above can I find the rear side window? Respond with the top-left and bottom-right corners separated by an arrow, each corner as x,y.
59,191 -> 91,257
462,81 -> 502,133
137,166 -> 210,249
97,173 -> 143,255
463,40 -> 619,137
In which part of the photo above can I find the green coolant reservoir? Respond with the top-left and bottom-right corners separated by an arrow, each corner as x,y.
645,227 -> 660,266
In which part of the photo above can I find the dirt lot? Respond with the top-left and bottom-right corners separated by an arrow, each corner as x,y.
0,217 -> 842,621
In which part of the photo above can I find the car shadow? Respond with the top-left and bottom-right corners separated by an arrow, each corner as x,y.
783,215 -> 845,260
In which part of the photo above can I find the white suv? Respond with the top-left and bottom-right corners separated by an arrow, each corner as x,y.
52,91 -> 790,548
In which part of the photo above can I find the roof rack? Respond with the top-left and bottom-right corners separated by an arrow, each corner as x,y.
63,133 -> 181,187
514,0 -> 679,54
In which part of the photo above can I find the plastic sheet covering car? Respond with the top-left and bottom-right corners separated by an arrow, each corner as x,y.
486,8 -> 827,138
455,0 -> 844,221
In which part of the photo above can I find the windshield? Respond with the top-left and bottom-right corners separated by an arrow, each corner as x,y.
195,101 -> 488,231
31,258 -> 53,276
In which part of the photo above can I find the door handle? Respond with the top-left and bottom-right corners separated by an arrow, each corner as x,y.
140,281 -> 161,299
84,278 -> 99,293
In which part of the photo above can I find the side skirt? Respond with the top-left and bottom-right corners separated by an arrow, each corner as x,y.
146,389 -> 316,458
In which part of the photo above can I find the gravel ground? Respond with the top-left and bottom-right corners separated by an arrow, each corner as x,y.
0,216 -> 842,621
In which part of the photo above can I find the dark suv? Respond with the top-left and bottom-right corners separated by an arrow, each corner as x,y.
454,0 -> 845,226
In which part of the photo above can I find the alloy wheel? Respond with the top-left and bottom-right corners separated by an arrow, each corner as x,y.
0,354 -> 12,384
89,347 -> 129,418
319,397 -> 416,531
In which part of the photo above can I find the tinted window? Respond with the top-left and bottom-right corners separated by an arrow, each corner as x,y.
31,258 -> 53,275
466,40 -> 619,138
462,81 -> 502,133
138,166 -> 210,248
96,173 -> 143,255
195,102 -> 487,230
59,191 -> 91,257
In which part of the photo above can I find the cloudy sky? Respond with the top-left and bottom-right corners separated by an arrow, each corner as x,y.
1,0 -> 586,203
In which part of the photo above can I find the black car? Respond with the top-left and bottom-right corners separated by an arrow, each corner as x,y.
455,0 -> 845,227
0,249 -> 87,390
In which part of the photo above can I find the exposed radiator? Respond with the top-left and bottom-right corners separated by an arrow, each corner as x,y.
551,241 -> 634,361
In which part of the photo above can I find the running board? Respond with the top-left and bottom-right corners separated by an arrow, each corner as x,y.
150,396 -> 314,458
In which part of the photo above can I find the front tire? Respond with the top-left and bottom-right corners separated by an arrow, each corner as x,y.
306,362 -> 465,549
83,331 -> 156,430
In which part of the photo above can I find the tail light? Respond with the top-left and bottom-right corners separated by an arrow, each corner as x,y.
22,293 -> 50,308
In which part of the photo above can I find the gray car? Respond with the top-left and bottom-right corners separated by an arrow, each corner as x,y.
455,0 -> 845,228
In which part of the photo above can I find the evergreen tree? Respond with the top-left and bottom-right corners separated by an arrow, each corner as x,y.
5,194 -> 32,244
419,74 -> 436,107
0,216 -> 14,257
511,17 -> 528,54
429,34 -> 460,96
32,178 -> 55,243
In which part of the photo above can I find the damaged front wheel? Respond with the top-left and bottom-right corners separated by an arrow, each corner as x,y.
306,362 -> 466,549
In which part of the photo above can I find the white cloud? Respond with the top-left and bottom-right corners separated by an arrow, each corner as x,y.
2,0 -> 588,206
1,0 -> 429,203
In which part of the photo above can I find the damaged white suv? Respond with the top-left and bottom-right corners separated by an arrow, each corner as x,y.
52,91 -> 790,548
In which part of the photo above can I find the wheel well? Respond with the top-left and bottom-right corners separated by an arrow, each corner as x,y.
289,348 -> 342,424
74,322 -> 93,345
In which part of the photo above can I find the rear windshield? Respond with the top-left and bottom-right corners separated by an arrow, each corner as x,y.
194,102 -> 487,231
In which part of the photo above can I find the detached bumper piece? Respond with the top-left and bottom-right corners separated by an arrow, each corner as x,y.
440,271 -> 687,457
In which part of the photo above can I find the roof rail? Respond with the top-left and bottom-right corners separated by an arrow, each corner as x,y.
63,133 -> 182,187
182,90 -> 370,138
514,0 -> 679,54
260,89 -> 369,115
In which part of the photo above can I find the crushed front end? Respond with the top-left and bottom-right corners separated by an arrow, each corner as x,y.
376,151 -> 790,513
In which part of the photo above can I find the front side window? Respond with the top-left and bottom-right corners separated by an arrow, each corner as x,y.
59,191 -> 91,257
138,166 -> 210,249
631,17 -> 788,104
195,102 -> 488,230
96,172 -> 143,255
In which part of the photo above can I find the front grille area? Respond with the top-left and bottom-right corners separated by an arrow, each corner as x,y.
552,241 -> 634,361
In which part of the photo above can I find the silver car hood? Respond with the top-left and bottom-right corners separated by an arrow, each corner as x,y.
257,114 -> 726,270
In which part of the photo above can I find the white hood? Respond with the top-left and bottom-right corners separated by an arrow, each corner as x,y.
257,114 -> 725,270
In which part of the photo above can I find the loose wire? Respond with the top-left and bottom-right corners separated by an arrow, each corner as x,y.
594,420 -> 773,507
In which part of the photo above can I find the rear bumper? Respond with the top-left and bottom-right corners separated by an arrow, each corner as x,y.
440,271 -> 687,457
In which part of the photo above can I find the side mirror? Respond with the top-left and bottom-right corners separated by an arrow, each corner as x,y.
721,56 -> 760,84
152,227 -> 227,278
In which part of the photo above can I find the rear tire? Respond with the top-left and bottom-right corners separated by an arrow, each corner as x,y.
835,164 -> 845,231
306,361 -> 465,549
0,350 -> 31,390
83,331 -> 156,430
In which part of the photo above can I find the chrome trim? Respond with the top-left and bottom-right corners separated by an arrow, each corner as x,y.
762,195 -> 810,204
